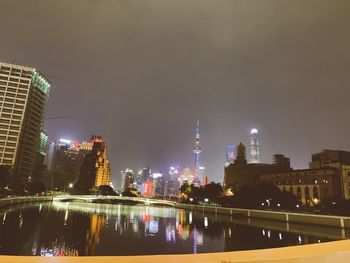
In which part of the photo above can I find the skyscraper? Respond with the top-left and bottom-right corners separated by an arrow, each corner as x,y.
192,120 -> 202,187
0,62 -> 50,181
250,127 -> 260,164
75,136 -> 111,193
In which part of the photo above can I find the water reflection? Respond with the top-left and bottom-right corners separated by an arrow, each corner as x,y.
0,201 -> 346,256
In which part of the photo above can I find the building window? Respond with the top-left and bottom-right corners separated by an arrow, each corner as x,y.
289,186 -> 294,194
297,187 -> 301,201
313,186 -> 319,199
305,187 -> 310,201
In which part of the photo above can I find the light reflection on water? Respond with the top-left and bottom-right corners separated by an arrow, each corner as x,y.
0,201 -> 344,256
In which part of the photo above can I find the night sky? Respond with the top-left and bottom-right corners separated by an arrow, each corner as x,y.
1,0 -> 350,186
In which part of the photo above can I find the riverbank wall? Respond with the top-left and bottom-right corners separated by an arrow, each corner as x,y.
0,196 -> 53,208
175,203 -> 350,229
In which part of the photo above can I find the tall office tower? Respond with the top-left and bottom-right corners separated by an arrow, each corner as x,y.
192,120 -> 202,187
122,168 -> 134,191
167,166 -> 180,196
94,141 -> 111,187
0,62 -> 50,181
250,127 -> 260,164
198,166 -> 205,184
75,136 -> 111,192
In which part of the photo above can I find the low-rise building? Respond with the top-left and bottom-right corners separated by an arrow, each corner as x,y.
260,168 -> 342,205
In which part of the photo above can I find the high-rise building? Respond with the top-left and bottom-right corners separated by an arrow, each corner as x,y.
192,120 -> 202,187
250,127 -> 259,164
75,136 -> 111,192
179,167 -> 194,186
94,142 -> 111,187
0,62 -> 50,181
198,166 -> 205,184
121,168 -> 134,191
166,166 -> 180,196
226,145 -> 237,164
43,138 -> 93,190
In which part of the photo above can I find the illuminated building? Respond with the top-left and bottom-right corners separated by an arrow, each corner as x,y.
152,172 -> 165,196
204,176 -> 209,185
179,167 -> 194,185
198,166 -> 205,184
75,136 -> 111,192
260,168 -> 341,205
226,145 -> 237,164
0,62 -> 50,180
192,120 -> 202,186
166,166 -> 180,196
309,149 -> 350,199
95,144 -> 111,187
250,127 -> 260,164
46,138 -> 92,190
143,178 -> 153,197
121,168 -> 134,191
135,167 -> 151,193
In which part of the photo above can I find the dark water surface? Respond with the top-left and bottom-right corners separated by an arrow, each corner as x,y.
0,201 -> 344,256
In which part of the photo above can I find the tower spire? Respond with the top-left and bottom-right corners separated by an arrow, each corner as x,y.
192,120 -> 202,186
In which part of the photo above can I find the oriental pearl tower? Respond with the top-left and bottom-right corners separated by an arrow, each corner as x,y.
192,120 -> 202,187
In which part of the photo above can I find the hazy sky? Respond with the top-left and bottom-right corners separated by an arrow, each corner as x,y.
1,0 -> 350,186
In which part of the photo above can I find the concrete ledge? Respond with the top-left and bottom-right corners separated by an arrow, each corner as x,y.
0,196 -> 53,207
0,240 -> 350,262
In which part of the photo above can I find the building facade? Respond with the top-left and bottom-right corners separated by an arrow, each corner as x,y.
310,149 -> 350,200
0,62 -> 50,181
260,168 -> 342,205
224,143 -> 291,193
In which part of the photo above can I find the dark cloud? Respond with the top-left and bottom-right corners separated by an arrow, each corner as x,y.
1,0 -> 350,186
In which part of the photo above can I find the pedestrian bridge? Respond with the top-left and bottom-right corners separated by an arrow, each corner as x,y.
53,195 -> 176,207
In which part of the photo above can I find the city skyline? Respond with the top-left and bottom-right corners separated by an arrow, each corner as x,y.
1,1 -> 350,187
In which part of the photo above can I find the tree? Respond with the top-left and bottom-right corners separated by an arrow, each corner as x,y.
26,180 -> 46,195
203,182 -> 223,199
122,187 -> 142,197
98,185 -> 116,196
226,183 -> 298,209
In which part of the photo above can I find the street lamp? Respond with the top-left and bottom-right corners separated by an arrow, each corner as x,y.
68,183 -> 74,189
204,198 -> 209,202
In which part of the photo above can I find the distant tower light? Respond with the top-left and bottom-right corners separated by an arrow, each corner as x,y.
250,126 -> 260,164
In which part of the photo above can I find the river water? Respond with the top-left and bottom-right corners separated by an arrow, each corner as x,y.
0,201 -> 345,256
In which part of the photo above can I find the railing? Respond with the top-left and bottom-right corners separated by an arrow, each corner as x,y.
176,203 -> 350,229
53,195 -> 175,206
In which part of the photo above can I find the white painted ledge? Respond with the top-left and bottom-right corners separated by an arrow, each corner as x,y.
0,240 -> 350,263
